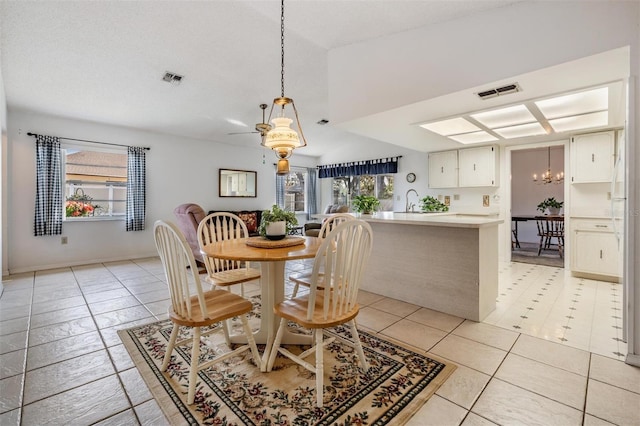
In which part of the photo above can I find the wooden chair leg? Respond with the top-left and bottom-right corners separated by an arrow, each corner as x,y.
187,327 -> 202,405
162,323 -> 180,371
315,328 -> 324,408
349,321 -> 369,372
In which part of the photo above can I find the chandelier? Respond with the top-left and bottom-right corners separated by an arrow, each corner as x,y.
533,146 -> 564,185
261,0 -> 307,175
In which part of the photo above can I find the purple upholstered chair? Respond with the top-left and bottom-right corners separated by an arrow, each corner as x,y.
173,203 -> 207,265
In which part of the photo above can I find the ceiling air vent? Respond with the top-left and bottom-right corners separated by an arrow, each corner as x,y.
162,71 -> 184,86
477,82 -> 521,100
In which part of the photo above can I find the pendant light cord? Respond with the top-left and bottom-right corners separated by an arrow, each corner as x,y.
280,0 -> 285,99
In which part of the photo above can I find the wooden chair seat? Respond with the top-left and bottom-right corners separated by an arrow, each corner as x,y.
204,267 -> 261,288
274,292 -> 359,329
168,289 -> 254,327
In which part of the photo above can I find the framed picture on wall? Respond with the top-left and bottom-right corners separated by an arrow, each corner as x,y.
219,169 -> 257,197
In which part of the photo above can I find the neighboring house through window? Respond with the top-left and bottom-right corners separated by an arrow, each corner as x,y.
63,147 -> 127,219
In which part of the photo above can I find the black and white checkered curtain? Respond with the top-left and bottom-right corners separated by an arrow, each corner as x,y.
126,146 -> 146,231
34,135 -> 63,236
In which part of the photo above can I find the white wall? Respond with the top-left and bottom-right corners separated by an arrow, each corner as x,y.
0,58 -> 7,282
5,109 -> 317,273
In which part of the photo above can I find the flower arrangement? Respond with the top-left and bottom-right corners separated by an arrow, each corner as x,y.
259,205 -> 298,237
351,195 -> 380,214
65,188 -> 99,217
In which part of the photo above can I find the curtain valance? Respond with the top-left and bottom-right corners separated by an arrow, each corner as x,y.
317,156 -> 400,178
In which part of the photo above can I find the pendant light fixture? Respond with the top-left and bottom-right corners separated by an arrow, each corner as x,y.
262,0 -> 307,175
533,146 -> 564,185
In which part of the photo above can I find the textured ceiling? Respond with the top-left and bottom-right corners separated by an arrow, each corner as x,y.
0,0 -> 524,157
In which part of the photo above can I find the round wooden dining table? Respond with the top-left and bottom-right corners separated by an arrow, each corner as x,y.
201,236 -> 322,370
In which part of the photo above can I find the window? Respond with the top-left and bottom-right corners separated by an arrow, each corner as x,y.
282,168 -> 307,212
332,174 -> 394,211
63,147 -> 127,219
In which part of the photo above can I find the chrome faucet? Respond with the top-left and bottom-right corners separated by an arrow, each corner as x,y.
406,189 -> 419,212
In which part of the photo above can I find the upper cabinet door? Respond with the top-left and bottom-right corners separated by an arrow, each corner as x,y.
571,131 -> 615,183
428,150 -> 458,188
458,145 -> 499,187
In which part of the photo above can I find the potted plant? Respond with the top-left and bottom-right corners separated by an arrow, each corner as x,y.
537,197 -> 564,215
351,195 -> 380,215
259,205 -> 298,239
419,196 -> 449,212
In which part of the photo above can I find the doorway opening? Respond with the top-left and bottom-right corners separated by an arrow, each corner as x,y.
510,144 -> 566,268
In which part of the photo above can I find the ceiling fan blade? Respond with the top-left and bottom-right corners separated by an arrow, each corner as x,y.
228,131 -> 260,135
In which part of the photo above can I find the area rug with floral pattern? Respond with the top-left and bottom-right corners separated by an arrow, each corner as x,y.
119,305 -> 455,425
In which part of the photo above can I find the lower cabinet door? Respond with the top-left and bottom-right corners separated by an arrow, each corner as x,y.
573,230 -> 620,277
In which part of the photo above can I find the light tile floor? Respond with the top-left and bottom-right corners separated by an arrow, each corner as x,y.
0,258 -> 638,425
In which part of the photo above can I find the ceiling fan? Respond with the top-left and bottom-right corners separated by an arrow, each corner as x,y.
228,103 -> 272,137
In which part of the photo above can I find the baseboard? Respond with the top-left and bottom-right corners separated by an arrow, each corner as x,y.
625,353 -> 640,367
7,252 -> 159,275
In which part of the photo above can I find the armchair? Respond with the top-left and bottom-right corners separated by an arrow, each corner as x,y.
173,203 -> 207,265
304,204 -> 349,237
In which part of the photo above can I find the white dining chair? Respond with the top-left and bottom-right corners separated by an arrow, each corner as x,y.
154,220 -> 261,405
267,219 -> 373,408
288,213 -> 355,297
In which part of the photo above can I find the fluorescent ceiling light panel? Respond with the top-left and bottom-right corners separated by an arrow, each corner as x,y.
493,122 -> 547,139
548,111 -> 609,133
419,117 -> 480,136
448,131 -> 498,144
471,104 -> 535,128
535,87 -> 608,119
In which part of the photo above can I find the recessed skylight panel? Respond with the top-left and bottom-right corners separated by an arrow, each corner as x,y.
471,104 -> 535,128
419,117 -> 480,136
535,87 -> 608,119
448,131 -> 498,144
493,122 -> 547,139
548,111 -> 608,133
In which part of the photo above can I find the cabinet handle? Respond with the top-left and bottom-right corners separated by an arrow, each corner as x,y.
600,250 -> 603,259
441,166 -> 444,173
592,153 -> 595,162
473,163 -> 476,171
595,225 -> 608,228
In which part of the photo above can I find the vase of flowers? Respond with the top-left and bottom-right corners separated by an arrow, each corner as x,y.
65,188 -> 99,217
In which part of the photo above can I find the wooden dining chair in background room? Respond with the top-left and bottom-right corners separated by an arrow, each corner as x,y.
267,219 -> 373,408
288,213 -> 355,297
197,212 -> 261,297
535,216 -> 565,258
153,220 -> 262,405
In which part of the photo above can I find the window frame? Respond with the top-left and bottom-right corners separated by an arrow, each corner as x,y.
61,143 -> 128,222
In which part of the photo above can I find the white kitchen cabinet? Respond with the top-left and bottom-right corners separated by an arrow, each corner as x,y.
571,219 -> 621,279
571,131 -> 615,183
458,145 -> 499,187
428,150 -> 458,188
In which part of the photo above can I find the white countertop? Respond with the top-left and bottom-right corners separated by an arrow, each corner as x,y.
358,212 -> 503,229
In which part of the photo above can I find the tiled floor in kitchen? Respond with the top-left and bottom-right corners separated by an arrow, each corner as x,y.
1,258 -> 638,425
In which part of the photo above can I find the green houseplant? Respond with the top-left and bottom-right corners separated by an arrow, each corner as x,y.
351,195 -> 380,214
536,197 -> 564,215
419,196 -> 449,212
259,205 -> 298,238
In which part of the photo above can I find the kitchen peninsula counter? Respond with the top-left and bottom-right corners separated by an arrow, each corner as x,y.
358,212 -> 503,322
